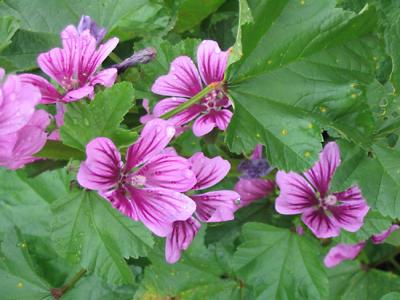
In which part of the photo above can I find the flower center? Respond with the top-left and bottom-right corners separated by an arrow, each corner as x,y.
201,89 -> 226,111
320,194 -> 337,208
129,175 -> 146,188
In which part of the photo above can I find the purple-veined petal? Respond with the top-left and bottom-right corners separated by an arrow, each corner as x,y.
153,97 -> 203,126
324,242 -> 366,268
197,40 -> 229,85
301,208 -> 340,238
213,109 -> 232,131
124,187 -> 196,237
19,74 -> 61,104
165,217 -> 201,264
275,171 -> 318,215
77,137 -> 122,191
234,178 -> 275,207
90,67 -> 117,88
191,190 -> 240,222
136,154 -> 196,192
192,114 -> 215,136
63,85 -> 94,102
304,142 -> 341,197
151,56 -> 202,98
189,152 -> 230,190
371,225 -> 400,244
251,144 -> 264,160
125,119 -> 175,171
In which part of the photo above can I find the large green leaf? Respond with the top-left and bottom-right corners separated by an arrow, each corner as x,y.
226,0 -> 378,171
328,262 -> 400,299
232,222 -> 328,300
0,16 -> 19,52
51,190 -> 154,285
0,168 -> 69,237
136,231 -> 245,300
61,82 -> 137,151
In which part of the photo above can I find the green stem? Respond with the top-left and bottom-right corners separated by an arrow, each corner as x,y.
109,52 -> 122,64
132,81 -> 222,132
51,268 -> 87,299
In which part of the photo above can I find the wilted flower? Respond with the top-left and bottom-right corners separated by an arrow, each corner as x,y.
77,119 -> 197,237
324,224 -> 399,268
112,47 -> 156,73
234,144 -> 275,207
165,152 -> 240,263
275,142 -> 369,238
20,20 -> 118,104
151,40 -> 232,136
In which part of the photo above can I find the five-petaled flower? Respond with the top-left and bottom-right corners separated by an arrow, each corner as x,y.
234,144 -> 275,207
151,40 -> 232,137
77,119 -> 197,237
275,142 -> 369,238
165,152 -> 240,263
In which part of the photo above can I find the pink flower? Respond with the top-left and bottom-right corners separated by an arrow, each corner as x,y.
20,23 -> 118,104
275,142 -> 369,238
324,242 -> 366,268
0,69 -> 41,136
165,152 -> 240,263
0,110 -> 51,169
77,119 -> 197,237
234,145 -> 275,207
371,224 -> 400,244
151,40 -> 232,137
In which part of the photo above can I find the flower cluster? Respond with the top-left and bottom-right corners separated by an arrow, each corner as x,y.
77,119 -> 240,263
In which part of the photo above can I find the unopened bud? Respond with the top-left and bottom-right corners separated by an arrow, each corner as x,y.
112,47 -> 157,73
77,15 -> 107,44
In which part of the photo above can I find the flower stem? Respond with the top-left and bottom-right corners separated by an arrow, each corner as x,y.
132,81 -> 222,132
109,52 -> 122,64
51,268 -> 87,299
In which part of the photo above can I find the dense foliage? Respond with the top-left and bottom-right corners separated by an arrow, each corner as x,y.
1,0 -> 400,299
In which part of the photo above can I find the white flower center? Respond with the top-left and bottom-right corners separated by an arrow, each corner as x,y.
323,194 -> 337,206
129,175 -> 146,188
201,89 -> 225,111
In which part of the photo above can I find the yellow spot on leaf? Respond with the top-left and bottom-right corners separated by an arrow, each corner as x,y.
268,60 -> 272,65
319,106 -> 327,113
280,129 -> 288,136
304,151 -> 311,158
300,0 -> 305,4
17,282 -> 23,288
308,123 -> 313,129
351,93 -> 357,99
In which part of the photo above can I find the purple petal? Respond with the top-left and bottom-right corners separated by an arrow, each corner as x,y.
0,75 -> 41,135
192,114 -> 215,136
189,152 -> 230,190
124,187 -> 196,237
125,119 -> 175,171
90,68 -> 117,88
153,97 -> 203,126
330,186 -> 369,232
234,178 -> 275,207
165,217 -> 201,264
213,109 -> 232,131
19,74 -> 62,104
371,225 -> 400,244
151,56 -> 202,98
77,138 -> 122,191
304,142 -> 341,197
197,40 -> 229,85
63,85 -> 94,102
275,171 -> 318,215
0,110 -> 50,170
251,144 -> 264,160
191,190 -> 240,222
77,15 -> 107,44
324,242 -> 366,268
136,154 -> 196,192
301,208 -> 340,238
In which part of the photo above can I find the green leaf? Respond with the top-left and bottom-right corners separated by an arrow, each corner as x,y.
173,0 -> 226,33
51,190 -> 154,285
61,82 -> 137,151
328,262 -> 400,299
0,168 -> 69,237
384,9 -> 400,93
233,222 -> 328,300
136,231 -> 244,300
0,16 -> 19,52
381,292 -> 400,300
226,0 -> 378,171
332,142 -> 400,218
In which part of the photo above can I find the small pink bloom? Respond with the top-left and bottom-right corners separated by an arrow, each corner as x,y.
151,40 -> 232,137
0,110 -> 51,169
164,152 -> 240,263
234,145 -> 275,207
324,242 -> 366,268
0,69 -> 41,136
20,23 -> 118,104
371,224 -> 400,244
165,217 -> 201,264
77,119 -> 197,237
296,225 -> 305,235
275,142 -> 369,238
